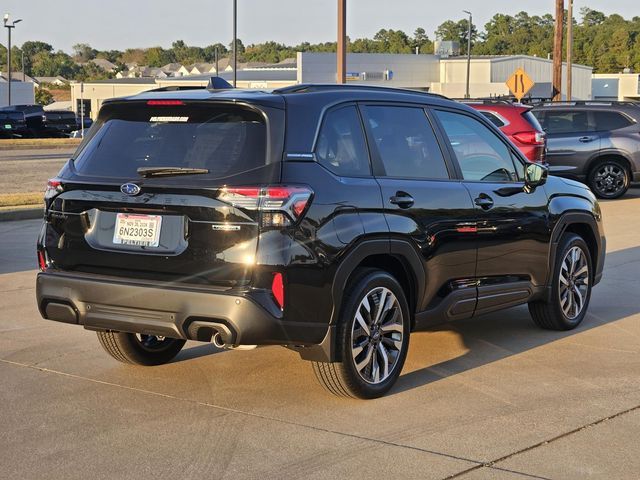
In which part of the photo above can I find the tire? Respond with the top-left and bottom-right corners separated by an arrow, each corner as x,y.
588,159 -> 629,199
312,268 -> 411,399
96,331 -> 186,366
528,233 -> 592,331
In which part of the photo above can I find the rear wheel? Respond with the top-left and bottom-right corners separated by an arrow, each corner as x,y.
96,331 -> 186,366
588,159 -> 629,199
313,269 -> 410,399
529,233 -> 592,330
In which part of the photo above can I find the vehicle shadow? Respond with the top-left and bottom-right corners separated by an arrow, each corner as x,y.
390,244 -> 640,396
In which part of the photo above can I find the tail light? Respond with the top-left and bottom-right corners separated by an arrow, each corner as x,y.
217,185 -> 313,228
147,100 -> 185,106
513,131 -> 546,145
44,179 -> 63,202
37,250 -> 47,271
271,272 -> 285,310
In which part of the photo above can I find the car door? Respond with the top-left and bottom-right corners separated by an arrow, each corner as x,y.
432,108 -> 551,316
534,109 -> 600,180
360,103 -> 478,322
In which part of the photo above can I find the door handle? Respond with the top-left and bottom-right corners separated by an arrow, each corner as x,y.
389,192 -> 414,208
474,194 -> 494,210
579,136 -> 594,143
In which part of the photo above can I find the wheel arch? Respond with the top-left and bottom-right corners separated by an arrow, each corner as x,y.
586,152 -> 633,178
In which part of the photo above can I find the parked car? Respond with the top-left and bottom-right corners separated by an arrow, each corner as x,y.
0,110 -> 28,138
36,84 -> 605,399
463,100 -> 546,163
0,104 -> 46,137
43,110 -> 79,137
532,101 -> 640,199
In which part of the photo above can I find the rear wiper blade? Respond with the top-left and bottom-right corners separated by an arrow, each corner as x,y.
137,167 -> 209,178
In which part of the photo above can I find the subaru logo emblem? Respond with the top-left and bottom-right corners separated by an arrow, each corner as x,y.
120,183 -> 141,196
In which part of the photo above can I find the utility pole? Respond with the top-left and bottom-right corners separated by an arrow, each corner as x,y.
566,0 -> 574,100
463,10 -> 472,99
337,0 -> 346,84
553,0 -> 564,101
215,47 -> 219,76
232,0 -> 237,87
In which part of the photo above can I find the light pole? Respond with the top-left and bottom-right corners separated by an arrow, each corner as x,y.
3,14 -> 23,106
232,0 -> 237,87
463,10 -> 472,99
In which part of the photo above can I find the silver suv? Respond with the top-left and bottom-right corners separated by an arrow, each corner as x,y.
532,101 -> 640,199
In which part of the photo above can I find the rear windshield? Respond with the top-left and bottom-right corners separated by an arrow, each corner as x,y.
46,112 -> 76,121
0,112 -> 23,121
73,103 -> 266,180
521,110 -> 544,132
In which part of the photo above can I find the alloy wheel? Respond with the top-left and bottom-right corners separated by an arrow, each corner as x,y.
593,164 -> 626,197
558,246 -> 590,320
350,287 -> 404,384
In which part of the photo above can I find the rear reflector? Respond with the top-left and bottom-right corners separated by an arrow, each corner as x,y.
147,100 -> 185,106
271,273 -> 284,310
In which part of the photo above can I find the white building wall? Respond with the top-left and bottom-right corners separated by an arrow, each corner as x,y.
0,82 -> 36,107
592,73 -> 640,100
298,52 -> 440,88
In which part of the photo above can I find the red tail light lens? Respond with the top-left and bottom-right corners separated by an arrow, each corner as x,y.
217,185 -> 313,227
37,250 -> 47,271
45,179 -> 63,201
147,100 -> 185,106
513,131 -> 546,145
271,272 -> 285,310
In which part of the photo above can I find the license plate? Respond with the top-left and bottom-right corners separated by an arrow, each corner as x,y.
4,124 -> 11,129
113,213 -> 162,247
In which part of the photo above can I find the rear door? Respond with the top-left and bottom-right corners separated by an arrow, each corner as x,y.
534,109 -> 600,179
361,104 -> 478,318
44,100 -> 284,287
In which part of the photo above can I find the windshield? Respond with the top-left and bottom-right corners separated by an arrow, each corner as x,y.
73,103 -> 267,181
0,112 -> 23,121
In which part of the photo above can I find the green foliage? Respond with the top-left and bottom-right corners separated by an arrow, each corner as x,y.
35,87 -> 54,105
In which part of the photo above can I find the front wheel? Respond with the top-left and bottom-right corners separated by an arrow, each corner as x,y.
313,269 -> 410,399
529,233 -> 592,330
97,331 -> 186,366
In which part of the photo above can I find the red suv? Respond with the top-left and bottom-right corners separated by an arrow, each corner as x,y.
464,101 -> 546,163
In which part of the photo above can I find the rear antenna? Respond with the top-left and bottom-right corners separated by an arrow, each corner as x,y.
207,77 -> 234,90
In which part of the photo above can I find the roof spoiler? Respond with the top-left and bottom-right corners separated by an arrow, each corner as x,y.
148,76 -> 234,93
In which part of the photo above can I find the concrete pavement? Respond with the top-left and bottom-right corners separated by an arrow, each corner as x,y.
0,188 -> 639,479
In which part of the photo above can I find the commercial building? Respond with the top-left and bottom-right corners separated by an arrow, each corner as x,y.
0,80 -> 36,108
592,73 -> 640,101
71,52 -> 593,119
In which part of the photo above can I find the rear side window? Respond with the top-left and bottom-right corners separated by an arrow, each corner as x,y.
435,110 -> 520,182
315,105 -> 371,176
74,104 -> 266,180
540,110 -> 592,134
593,111 -> 634,131
365,106 -> 449,179
479,111 -> 506,128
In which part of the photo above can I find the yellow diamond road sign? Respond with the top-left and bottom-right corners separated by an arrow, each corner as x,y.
506,68 -> 535,101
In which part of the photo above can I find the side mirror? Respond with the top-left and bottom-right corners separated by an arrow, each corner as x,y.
524,162 -> 548,193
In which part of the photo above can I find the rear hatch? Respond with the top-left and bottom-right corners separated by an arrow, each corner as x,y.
0,111 -> 25,132
43,98 -> 284,287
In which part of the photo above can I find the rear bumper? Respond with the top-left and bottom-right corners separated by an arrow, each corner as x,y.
36,271 -> 327,347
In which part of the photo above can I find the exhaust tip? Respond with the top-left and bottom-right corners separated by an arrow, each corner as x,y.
212,331 -> 226,349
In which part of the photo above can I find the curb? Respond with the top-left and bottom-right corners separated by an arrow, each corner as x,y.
0,208 -> 43,222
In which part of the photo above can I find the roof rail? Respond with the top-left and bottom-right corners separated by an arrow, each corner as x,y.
273,83 -> 448,99
456,98 -> 515,105
534,100 -> 640,107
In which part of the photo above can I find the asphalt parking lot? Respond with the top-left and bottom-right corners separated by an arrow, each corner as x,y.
1,187 -> 639,480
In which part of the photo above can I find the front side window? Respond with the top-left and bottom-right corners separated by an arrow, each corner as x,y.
365,106 -> 450,179
435,110 -> 519,182
315,105 -> 371,176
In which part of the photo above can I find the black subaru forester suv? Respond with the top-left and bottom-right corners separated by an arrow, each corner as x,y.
36,84 -> 605,399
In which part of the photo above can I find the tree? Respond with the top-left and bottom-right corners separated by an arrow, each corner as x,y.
72,43 -> 96,62
35,87 -> 54,105
412,27 -> 433,54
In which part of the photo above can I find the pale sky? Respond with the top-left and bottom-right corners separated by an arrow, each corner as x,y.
1,1 -> 638,53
